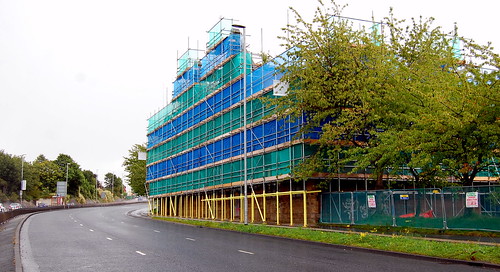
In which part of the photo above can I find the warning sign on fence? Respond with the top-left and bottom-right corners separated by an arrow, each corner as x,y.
367,195 -> 376,208
466,192 -> 479,208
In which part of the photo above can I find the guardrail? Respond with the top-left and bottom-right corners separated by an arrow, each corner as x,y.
0,201 -> 147,224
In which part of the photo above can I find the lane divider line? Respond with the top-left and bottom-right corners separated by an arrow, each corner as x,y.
238,250 -> 254,255
136,251 -> 146,256
106,237 -> 113,241
153,230 -> 160,233
185,238 -> 195,241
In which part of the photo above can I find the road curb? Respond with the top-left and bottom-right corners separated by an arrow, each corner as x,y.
14,213 -> 38,272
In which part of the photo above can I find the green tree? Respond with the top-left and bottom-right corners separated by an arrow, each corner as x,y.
0,151 -> 42,201
82,170 -> 98,200
104,172 -> 123,198
123,144 -> 146,195
269,1 -> 499,187
33,155 -> 63,197
53,154 -> 95,198
379,12 -> 500,186
0,150 -> 21,198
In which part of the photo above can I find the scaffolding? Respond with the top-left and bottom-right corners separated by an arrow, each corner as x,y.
146,18 -> 498,228
146,18 -> 320,226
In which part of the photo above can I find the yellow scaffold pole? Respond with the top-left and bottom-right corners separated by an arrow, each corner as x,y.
303,191 -> 308,227
276,190 -> 280,225
240,192 -> 244,223
263,185 -> 266,223
231,191 -> 234,222
191,194 -> 194,218
204,190 -> 215,219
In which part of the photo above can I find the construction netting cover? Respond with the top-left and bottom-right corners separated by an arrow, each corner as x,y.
146,21 -> 319,196
148,144 -> 312,195
321,185 -> 500,231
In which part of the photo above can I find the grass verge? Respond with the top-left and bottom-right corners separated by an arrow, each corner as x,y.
317,223 -> 500,238
153,217 -> 500,265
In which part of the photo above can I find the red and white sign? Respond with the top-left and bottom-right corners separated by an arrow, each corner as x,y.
466,192 -> 479,208
367,195 -> 376,208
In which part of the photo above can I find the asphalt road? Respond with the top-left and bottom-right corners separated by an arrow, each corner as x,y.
19,203 -> 495,272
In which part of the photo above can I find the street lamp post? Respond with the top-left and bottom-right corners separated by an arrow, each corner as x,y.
66,163 -> 69,184
20,154 -> 26,206
66,163 -> 69,206
95,170 -> 98,202
232,24 -> 248,225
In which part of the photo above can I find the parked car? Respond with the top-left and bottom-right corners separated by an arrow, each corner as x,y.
0,203 -> 5,212
9,203 -> 22,210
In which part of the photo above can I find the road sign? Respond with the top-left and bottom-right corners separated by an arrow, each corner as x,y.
56,181 -> 67,197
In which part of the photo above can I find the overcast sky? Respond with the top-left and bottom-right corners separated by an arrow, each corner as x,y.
0,0 -> 498,185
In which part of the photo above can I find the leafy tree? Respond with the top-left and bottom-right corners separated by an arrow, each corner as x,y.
0,151 -> 42,201
123,144 -> 146,195
34,157 -> 63,197
82,170 -> 98,200
380,12 -> 500,185
53,154 -> 95,198
269,0 -> 499,187
0,150 -> 21,196
104,172 -> 124,198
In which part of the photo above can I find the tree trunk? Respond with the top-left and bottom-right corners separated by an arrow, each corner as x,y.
375,173 -> 384,189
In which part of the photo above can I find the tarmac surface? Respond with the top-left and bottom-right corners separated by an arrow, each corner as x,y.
3,205 -> 499,271
0,214 -> 27,272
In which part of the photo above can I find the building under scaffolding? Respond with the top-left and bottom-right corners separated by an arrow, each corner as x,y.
146,18 -> 499,227
146,19 -> 320,227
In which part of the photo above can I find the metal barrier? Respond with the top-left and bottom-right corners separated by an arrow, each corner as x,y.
0,201 -> 146,225
320,185 -> 500,231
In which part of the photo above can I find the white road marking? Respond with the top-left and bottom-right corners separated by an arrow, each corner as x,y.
238,250 -> 254,255
106,237 -> 113,241
153,230 -> 160,233
89,229 -> 94,232
136,251 -> 146,256
185,237 -> 195,241
79,224 -> 83,227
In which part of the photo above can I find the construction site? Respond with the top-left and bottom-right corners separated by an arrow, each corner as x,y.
146,18 -> 500,230
145,18 -> 322,226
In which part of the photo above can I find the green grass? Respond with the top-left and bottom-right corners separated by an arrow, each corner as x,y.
318,222 -> 500,238
153,217 -> 500,265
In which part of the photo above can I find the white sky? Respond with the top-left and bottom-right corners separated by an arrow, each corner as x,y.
0,0 -> 498,185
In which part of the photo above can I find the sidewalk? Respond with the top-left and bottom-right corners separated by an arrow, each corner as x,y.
0,214 -> 28,272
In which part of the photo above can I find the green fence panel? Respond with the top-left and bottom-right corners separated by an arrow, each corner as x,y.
321,185 -> 500,231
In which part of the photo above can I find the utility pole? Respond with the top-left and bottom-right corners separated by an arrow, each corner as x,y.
95,170 -> 98,201
20,154 -> 26,206
66,163 -> 69,207
232,24 -> 248,225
